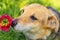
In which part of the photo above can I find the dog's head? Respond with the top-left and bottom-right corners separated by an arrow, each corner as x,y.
11,3 -> 59,39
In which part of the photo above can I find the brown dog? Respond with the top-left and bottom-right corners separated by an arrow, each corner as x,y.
12,3 -> 60,40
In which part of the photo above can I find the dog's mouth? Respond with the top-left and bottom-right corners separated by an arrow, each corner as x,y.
12,22 -> 36,31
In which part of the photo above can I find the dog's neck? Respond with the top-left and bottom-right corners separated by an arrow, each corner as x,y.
48,27 -> 60,40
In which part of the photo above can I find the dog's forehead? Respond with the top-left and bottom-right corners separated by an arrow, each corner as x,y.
21,4 -> 50,19
20,4 -> 58,23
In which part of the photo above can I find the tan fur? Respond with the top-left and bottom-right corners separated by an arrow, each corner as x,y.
14,3 -> 59,40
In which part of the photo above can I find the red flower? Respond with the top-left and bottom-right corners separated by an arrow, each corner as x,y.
0,14 -> 12,31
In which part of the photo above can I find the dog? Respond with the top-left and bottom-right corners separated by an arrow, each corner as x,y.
12,3 -> 60,40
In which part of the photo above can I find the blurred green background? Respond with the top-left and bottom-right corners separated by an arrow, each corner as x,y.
0,0 -> 60,40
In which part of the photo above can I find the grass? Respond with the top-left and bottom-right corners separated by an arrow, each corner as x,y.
0,0 -> 60,40
0,27 -> 26,40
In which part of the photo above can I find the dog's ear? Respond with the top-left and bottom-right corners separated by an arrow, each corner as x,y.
47,6 -> 60,19
47,6 -> 60,33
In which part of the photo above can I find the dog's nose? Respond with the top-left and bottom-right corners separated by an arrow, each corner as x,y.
11,20 -> 17,27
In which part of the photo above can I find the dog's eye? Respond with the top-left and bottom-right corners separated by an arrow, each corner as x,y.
21,9 -> 24,13
30,16 -> 37,20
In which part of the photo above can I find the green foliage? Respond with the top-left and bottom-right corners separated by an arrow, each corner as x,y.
0,27 -> 26,40
0,0 -> 60,40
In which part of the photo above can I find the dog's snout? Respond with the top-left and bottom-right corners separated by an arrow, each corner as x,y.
11,20 -> 17,27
